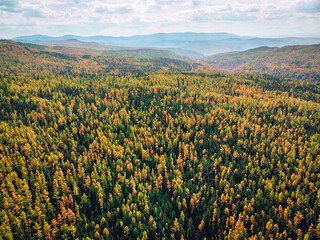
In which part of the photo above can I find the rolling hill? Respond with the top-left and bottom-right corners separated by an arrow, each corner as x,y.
1,32 -> 320,240
14,32 -> 320,55
1,40 -> 320,239
7,39 -> 194,60
13,32 -> 241,43
6,39 -> 319,85
202,44 -> 320,84
0,40 -> 203,75
21,39 -> 124,51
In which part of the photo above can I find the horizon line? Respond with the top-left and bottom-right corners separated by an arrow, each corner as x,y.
3,32 -> 320,40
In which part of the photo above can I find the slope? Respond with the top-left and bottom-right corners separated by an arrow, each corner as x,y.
1,38 -> 320,240
0,41 -> 202,75
22,39 -> 124,51
202,44 -> 320,84
11,39 -> 194,61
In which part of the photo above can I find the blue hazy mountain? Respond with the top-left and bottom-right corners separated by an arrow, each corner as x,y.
14,32 -> 320,56
15,32 -> 239,42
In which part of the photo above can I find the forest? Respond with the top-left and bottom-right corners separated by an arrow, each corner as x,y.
0,41 -> 204,76
202,44 -> 320,85
0,41 -> 320,240
1,40 -> 191,61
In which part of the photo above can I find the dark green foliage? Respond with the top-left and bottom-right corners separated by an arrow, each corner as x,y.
0,72 -> 320,239
0,40 -> 320,240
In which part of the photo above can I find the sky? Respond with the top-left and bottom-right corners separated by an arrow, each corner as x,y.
0,0 -> 319,38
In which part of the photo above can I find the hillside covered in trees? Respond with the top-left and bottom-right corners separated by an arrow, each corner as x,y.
1,40 -> 320,240
202,44 -> 320,84
1,40 -> 192,62
0,41 -> 201,76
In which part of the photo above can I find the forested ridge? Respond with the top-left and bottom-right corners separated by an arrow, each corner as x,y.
0,41 -> 202,76
202,44 -> 320,84
1,40 -> 192,61
0,41 -> 320,240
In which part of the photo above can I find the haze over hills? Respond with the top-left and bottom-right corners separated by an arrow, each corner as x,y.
1,40 -> 194,61
21,39 -> 125,51
13,32 -> 320,56
202,44 -> 320,84
5,39 -> 320,85
14,32 -> 241,42
0,40 -> 204,75
24,39 -> 203,58
4,39 -> 320,85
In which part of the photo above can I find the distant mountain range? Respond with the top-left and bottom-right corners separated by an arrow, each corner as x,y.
13,32 -> 320,56
14,32 -> 241,42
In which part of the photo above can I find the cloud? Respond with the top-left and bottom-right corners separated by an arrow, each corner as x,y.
193,5 -> 258,23
0,0 -> 20,12
193,14 -> 210,23
95,6 -> 132,14
247,8 -> 259,13
219,13 -> 257,21
194,13 -> 257,23
0,0 -> 319,38
271,15 -> 292,21
295,0 -> 320,13
23,8 -> 44,18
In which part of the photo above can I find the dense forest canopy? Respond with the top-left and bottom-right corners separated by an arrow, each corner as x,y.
0,41 -> 320,239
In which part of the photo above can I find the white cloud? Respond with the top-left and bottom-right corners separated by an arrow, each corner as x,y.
0,0 -> 319,38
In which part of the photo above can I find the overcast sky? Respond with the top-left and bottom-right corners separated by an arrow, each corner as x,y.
0,0 -> 319,38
